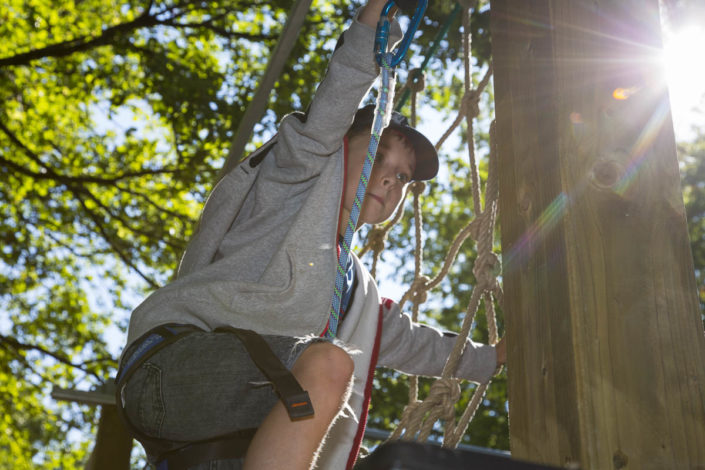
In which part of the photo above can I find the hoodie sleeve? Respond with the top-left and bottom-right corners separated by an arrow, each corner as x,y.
272,9 -> 402,174
376,298 -> 497,384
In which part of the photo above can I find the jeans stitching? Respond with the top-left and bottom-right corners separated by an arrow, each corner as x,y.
138,362 -> 165,438
150,362 -> 166,438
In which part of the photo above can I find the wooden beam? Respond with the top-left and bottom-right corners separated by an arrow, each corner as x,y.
490,1 -> 705,468
52,386 -> 116,406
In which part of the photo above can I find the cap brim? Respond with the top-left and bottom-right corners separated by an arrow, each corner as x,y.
351,104 -> 439,181
388,123 -> 439,181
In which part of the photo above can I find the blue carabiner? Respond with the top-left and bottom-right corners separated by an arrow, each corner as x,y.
374,0 -> 428,67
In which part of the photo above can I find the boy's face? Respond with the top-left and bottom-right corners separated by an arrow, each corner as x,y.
344,131 -> 415,226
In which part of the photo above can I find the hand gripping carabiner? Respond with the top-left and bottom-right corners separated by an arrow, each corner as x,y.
374,0 -> 428,67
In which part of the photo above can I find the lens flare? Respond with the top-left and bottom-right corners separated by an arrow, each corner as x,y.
612,87 -> 640,100
504,193 -> 569,272
614,98 -> 671,196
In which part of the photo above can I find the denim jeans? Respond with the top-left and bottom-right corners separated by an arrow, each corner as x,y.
121,330 -> 313,469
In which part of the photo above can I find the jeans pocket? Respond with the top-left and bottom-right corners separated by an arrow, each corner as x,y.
125,362 -> 166,438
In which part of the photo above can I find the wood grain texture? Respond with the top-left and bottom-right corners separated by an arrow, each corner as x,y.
490,1 -> 705,468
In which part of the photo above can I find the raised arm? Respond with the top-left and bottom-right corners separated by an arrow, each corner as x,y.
272,4 -> 402,172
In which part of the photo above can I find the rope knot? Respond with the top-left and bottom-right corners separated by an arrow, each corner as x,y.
408,68 -> 425,92
473,251 -> 501,290
410,181 -> 426,196
428,378 -> 461,409
396,399 -> 423,441
410,275 -> 431,305
367,225 -> 388,254
401,399 -> 422,420
463,89 -> 481,119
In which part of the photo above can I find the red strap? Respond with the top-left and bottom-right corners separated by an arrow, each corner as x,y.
345,305 -> 385,470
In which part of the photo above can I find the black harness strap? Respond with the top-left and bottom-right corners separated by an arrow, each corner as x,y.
116,324 -> 197,388
214,326 -> 315,420
115,324 -> 314,469
156,428 -> 257,470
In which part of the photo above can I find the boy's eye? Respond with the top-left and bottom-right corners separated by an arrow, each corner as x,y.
396,173 -> 410,184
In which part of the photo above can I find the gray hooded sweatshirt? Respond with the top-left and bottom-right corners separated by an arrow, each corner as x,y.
123,11 -> 496,469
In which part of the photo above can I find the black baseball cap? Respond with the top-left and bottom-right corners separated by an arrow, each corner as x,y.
349,104 -> 439,181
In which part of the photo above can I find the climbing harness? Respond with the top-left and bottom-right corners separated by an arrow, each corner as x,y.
326,0 -> 428,339
114,323 -> 314,469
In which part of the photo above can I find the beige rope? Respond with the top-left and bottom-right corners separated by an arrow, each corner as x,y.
409,68 -> 424,127
435,64 -> 492,152
406,179 -> 427,403
381,5 -> 504,448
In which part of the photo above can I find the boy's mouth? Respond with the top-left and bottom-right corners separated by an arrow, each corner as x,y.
367,193 -> 384,206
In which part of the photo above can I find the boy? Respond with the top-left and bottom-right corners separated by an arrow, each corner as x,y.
116,1 -> 506,469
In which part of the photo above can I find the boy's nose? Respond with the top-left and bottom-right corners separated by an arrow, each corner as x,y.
379,171 -> 396,188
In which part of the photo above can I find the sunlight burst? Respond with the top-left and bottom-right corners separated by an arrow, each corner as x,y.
662,25 -> 705,138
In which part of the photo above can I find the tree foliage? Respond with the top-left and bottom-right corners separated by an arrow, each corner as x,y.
679,132 -> 705,317
1,0 -> 349,465
1,0 -> 702,467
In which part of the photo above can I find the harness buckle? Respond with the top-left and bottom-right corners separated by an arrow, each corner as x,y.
283,390 -> 315,420
374,0 -> 428,67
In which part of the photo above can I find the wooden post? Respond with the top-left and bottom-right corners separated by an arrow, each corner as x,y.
84,405 -> 133,470
490,1 -> 705,468
52,385 -> 133,469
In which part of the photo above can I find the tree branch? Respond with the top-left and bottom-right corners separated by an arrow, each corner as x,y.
44,229 -> 97,259
0,119 -> 180,184
0,334 -> 108,381
117,184 -> 194,225
0,10 -> 160,68
0,6 -> 277,69
158,15 -> 275,42
1,119 -> 175,287
75,194 -> 161,290
77,184 -> 185,251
